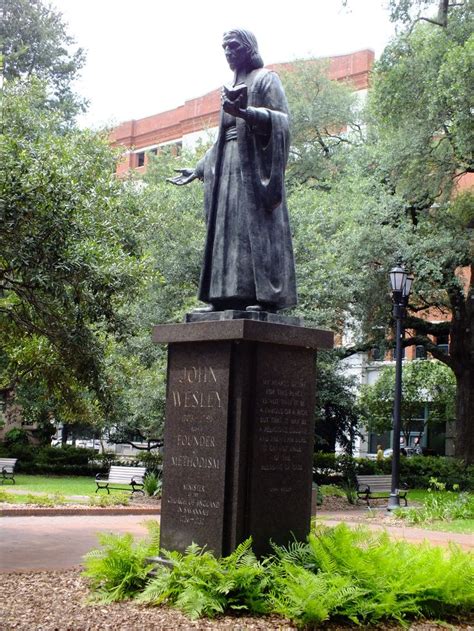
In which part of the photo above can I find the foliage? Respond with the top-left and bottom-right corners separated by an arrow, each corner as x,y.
143,472 -> 162,497
82,520 -> 160,603
138,539 -> 271,619
88,493 -> 130,507
399,456 -> 474,490
319,484 -> 347,498
0,443 -> 108,476
312,453 -> 474,490
270,523 -> 474,625
136,450 -> 163,472
395,476 -> 474,524
359,360 -> 456,443
313,352 -> 360,454
85,523 -> 474,625
2,0 -> 86,120
0,490 -> 10,502
280,59 -> 362,190
3,428 -> 29,446
23,492 -> 66,506
364,1 -> 474,460
1,80 -> 145,440
398,490 -> 474,524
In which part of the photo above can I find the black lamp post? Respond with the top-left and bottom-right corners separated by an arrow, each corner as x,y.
388,264 -> 414,511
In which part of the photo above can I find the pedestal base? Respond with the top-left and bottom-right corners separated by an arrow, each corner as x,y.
153,319 -> 333,557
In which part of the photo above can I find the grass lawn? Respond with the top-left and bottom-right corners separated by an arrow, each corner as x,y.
7,474 -> 97,496
422,519 -> 474,534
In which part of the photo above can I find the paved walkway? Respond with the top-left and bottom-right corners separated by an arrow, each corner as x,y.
0,514 -> 158,572
0,511 -> 471,572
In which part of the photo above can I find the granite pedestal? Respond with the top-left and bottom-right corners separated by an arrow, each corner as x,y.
152,318 -> 333,557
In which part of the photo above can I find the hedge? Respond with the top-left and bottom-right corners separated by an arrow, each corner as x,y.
0,444 -> 153,476
313,452 -> 473,490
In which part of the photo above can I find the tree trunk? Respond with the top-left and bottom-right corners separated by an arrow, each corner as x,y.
449,265 -> 473,463
454,369 -> 474,463
61,424 -> 70,445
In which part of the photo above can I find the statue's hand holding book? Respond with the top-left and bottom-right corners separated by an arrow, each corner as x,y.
222,83 -> 248,117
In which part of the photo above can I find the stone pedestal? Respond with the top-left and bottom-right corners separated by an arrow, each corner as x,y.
152,319 -> 333,557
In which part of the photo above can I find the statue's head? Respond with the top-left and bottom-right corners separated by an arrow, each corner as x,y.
222,29 -> 264,72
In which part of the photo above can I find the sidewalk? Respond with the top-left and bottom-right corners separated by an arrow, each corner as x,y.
1,508 -> 471,572
0,514 -> 159,572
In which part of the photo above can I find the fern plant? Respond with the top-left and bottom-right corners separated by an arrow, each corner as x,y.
137,538 -> 271,619
271,523 -> 474,625
83,520 -> 160,603
84,520 -> 474,626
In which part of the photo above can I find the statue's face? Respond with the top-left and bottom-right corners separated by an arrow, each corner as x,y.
222,34 -> 249,72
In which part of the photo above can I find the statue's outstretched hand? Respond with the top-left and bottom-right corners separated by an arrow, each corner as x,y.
167,168 -> 198,186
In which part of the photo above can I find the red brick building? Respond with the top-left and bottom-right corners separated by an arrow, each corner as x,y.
110,49 -> 374,175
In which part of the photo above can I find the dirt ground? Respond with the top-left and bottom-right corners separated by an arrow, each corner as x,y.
1,568 -> 473,631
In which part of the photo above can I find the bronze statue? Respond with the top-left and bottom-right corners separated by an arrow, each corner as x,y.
168,29 -> 297,313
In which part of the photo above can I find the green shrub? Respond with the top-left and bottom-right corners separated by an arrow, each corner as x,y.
0,443 -> 110,476
85,523 -> 474,626
0,489 -> 10,502
137,539 -> 271,619
82,520 -> 160,602
399,457 -> 473,490
143,472 -> 162,497
395,479 -> 474,524
4,428 -> 29,446
319,484 -> 346,498
137,451 -> 163,473
23,492 -> 67,506
270,524 -> 474,625
88,493 -> 130,507
35,445 -> 97,466
313,453 -> 473,490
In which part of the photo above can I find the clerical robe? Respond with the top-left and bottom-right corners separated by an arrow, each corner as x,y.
195,68 -> 297,310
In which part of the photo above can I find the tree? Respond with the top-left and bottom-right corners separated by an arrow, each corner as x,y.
364,0 -> 473,461
278,10 -> 473,461
280,59 -> 363,190
0,80 -> 144,442
2,0 -> 86,120
314,352 -> 360,455
359,360 -> 456,448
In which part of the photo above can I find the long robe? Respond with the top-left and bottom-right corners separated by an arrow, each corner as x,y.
196,68 -> 297,310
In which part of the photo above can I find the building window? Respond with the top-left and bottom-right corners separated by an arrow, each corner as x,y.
415,345 -> 427,359
389,346 -> 405,361
370,347 -> 382,361
136,152 -> 145,167
435,334 -> 449,355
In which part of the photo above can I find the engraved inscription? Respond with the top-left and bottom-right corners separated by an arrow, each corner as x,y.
256,377 -> 311,477
161,349 -> 229,541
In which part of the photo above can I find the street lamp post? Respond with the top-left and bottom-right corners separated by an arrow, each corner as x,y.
388,264 -> 414,511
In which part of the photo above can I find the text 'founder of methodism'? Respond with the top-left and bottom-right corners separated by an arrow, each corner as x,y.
168,29 -> 297,313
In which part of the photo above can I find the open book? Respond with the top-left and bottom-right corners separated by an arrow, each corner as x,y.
223,83 -> 248,109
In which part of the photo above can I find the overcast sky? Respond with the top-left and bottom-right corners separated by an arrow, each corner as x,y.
50,0 -> 397,129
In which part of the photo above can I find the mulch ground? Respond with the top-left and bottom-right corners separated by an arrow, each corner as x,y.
1,568 -> 472,631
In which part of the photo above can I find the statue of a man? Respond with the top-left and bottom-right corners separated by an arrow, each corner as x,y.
168,29 -> 297,313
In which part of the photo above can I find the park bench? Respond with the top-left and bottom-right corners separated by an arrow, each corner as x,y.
0,458 -> 17,484
95,465 -> 146,495
356,474 -> 408,507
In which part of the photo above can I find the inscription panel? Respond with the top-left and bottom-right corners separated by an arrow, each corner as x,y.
247,344 -> 316,555
160,342 -> 231,554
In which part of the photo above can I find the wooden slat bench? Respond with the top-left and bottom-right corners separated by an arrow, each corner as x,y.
95,465 -> 146,494
356,474 -> 408,507
0,458 -> 17,484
